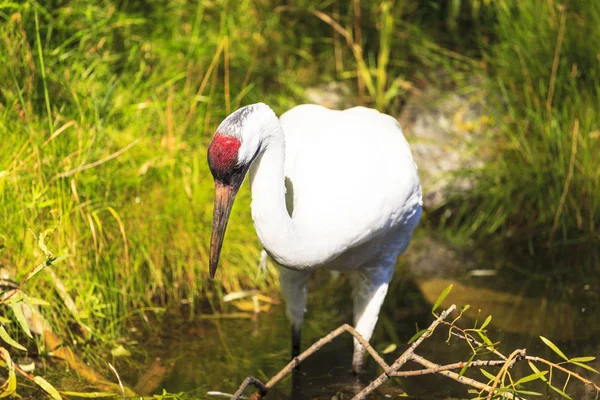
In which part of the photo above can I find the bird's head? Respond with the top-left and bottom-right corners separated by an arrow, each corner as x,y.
207,103 -> 277,278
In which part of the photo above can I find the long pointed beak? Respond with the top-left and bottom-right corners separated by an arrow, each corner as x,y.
209,182 -> 238,278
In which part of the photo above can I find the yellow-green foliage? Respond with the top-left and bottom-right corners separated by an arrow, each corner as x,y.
447,0 -> 600,244
0,0 -> 300,332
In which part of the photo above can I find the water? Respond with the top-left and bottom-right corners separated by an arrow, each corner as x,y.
132,234 -> 600,399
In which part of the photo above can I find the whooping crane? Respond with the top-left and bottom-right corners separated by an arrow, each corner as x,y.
208,103 -> 422,372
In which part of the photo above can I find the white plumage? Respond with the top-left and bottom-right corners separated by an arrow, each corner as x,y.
208,103 -> 422,371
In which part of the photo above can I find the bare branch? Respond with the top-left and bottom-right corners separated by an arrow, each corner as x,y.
527,356 -> 600,393
232,323 -> 390,400
410,354 -> 516,398
351,305 -> 457,400
445,322 -> 508,360
486,349 -> 527,400
231,377 -> 267,400
392,357 -> 508,377
229,304 -> 599,400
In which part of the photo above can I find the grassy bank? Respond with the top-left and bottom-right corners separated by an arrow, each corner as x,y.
1,0 -> 292,325
444,0 -> 600,246
0,0 -> 598,394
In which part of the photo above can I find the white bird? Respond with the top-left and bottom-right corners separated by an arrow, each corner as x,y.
208,103 -> 422,372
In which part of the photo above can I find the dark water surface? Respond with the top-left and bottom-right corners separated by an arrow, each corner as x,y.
134,235 -> 600,399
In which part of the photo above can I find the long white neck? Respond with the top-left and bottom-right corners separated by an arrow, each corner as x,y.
248,122 -> 339,270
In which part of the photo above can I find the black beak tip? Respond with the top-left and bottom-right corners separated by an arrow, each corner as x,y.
209,264 -> 217,279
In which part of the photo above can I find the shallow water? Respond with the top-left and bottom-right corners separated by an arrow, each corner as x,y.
134,234 -> 600,399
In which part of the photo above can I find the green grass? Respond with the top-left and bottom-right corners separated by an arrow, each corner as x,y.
0,0 -> 292,360
442,0 -> 600,247
0,0 -> 598,395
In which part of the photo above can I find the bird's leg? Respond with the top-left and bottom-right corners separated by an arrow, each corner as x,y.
351,266 -> 394,374
279,268 -> 311,362
352,345 -> 366,375
291,357 -> 304,400
291,324 -> 301,358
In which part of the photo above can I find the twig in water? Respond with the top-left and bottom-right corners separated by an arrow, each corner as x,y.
230,303 -> 599,400
409,354 -> 514,397
352,305 -> 456,399
391,357 -> 508,377
232,306 -> 458,400
231,377 -> 268,400
526,356 -> 600,393
485,349 -> 527,400
231,322 -> 391,400
445,323 -> 508,360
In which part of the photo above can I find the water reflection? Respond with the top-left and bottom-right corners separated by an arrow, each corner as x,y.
138,235 -> 600,399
